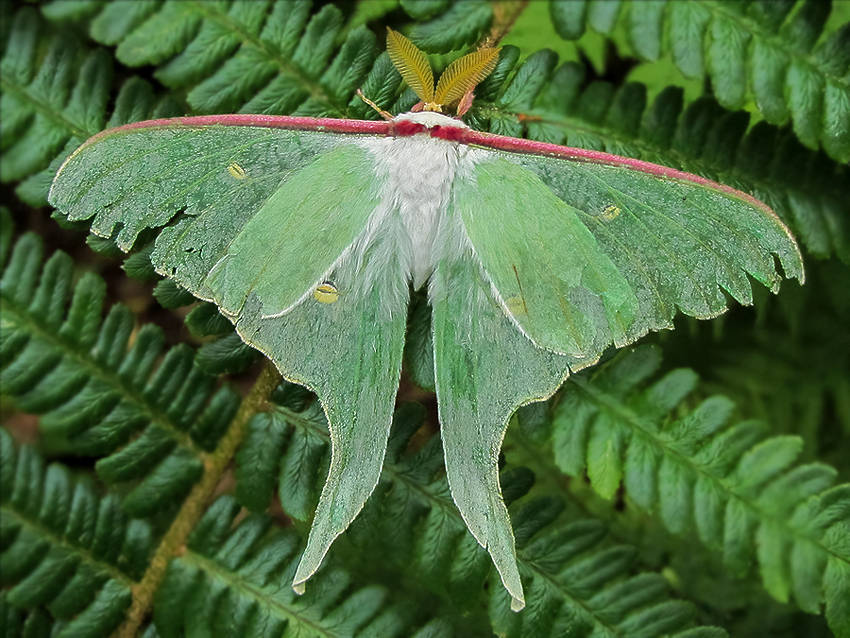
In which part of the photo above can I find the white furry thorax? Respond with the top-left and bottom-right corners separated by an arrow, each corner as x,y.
355,112 -> 473,290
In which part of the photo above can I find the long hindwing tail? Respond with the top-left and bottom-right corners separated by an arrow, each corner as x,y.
233,220 -> 410,593
430,215 -> 572,612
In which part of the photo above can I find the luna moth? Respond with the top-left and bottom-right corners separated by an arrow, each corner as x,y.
48,29 -> 803,612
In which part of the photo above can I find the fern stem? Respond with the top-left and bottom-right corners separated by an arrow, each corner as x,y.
114,362 -> 281,638
490,0 -> 529,46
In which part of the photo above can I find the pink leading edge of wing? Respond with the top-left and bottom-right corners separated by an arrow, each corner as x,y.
72,114 -> 798,256
74,114 -> 396,152
77,112 -> 770,219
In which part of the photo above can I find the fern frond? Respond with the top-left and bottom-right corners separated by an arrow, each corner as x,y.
0,218 -> 239,517
0,8 -> 181,207
235,399 -> 727,636
141,276 -> 261,377
469,49 -> 849,261
400,0 -> 451,22
78,0 -> 378,117
151,493 -> 472,637
407,0 -> 494,52
130,0 -> 273,88
548,345 -> 850,635
652,259 -> 850,476
493,521 -> 728,638
546,0 -> 850,163
0,8 -> 110,184
0,429 -> 144,637
40,0 -> 104,24
236,384 -> 329,521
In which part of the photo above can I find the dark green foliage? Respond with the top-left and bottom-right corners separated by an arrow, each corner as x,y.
400,0 -> 450,22
2,1 -> 849,636
0,429 -> 138,637
153,499 -> 389,638
409,0 -> 493,52
545,0 -> 850,163
196,332 -> 261,377
0,8 -> 182,207
0,9 -> 111,184
83,0 -> 380,117
235,413 -> 289,513
548,345 -> 850,633
185,302 -> 234,339
0,213 -> 238,512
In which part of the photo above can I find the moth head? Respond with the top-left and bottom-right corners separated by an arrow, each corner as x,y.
386,28 -> 500,116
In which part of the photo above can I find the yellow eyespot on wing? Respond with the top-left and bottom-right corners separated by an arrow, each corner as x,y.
228,162 -> 248,179
314,282 -> 340,304
506,296 -> 528,315
600,204 -> 621,220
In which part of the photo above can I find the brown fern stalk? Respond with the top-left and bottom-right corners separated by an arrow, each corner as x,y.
115,363 -> 282,638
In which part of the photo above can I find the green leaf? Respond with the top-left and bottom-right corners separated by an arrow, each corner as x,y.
185,302 -> 232,338
154,1 -> 273,89
121,447 -> 204,518
235,412 -> 290,512
401,0 -> 450,22
153,279 -> 196,309
0,229 -> 233,497
0,435 -> 141,634
116,1 -> 203,67
196,332 -> 260,376
90,0 -> 162,46
544,0 -> 850,162
410,0 -> 493,52
549,345 -> 850,630
0,8 -> 180,206
0,20 -> 110,183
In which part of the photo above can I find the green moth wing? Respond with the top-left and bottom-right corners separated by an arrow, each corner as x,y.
454,146 -> 804,358
49,117 -> 409,593
433,133 -> 803,610
52,122 -> 380,316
